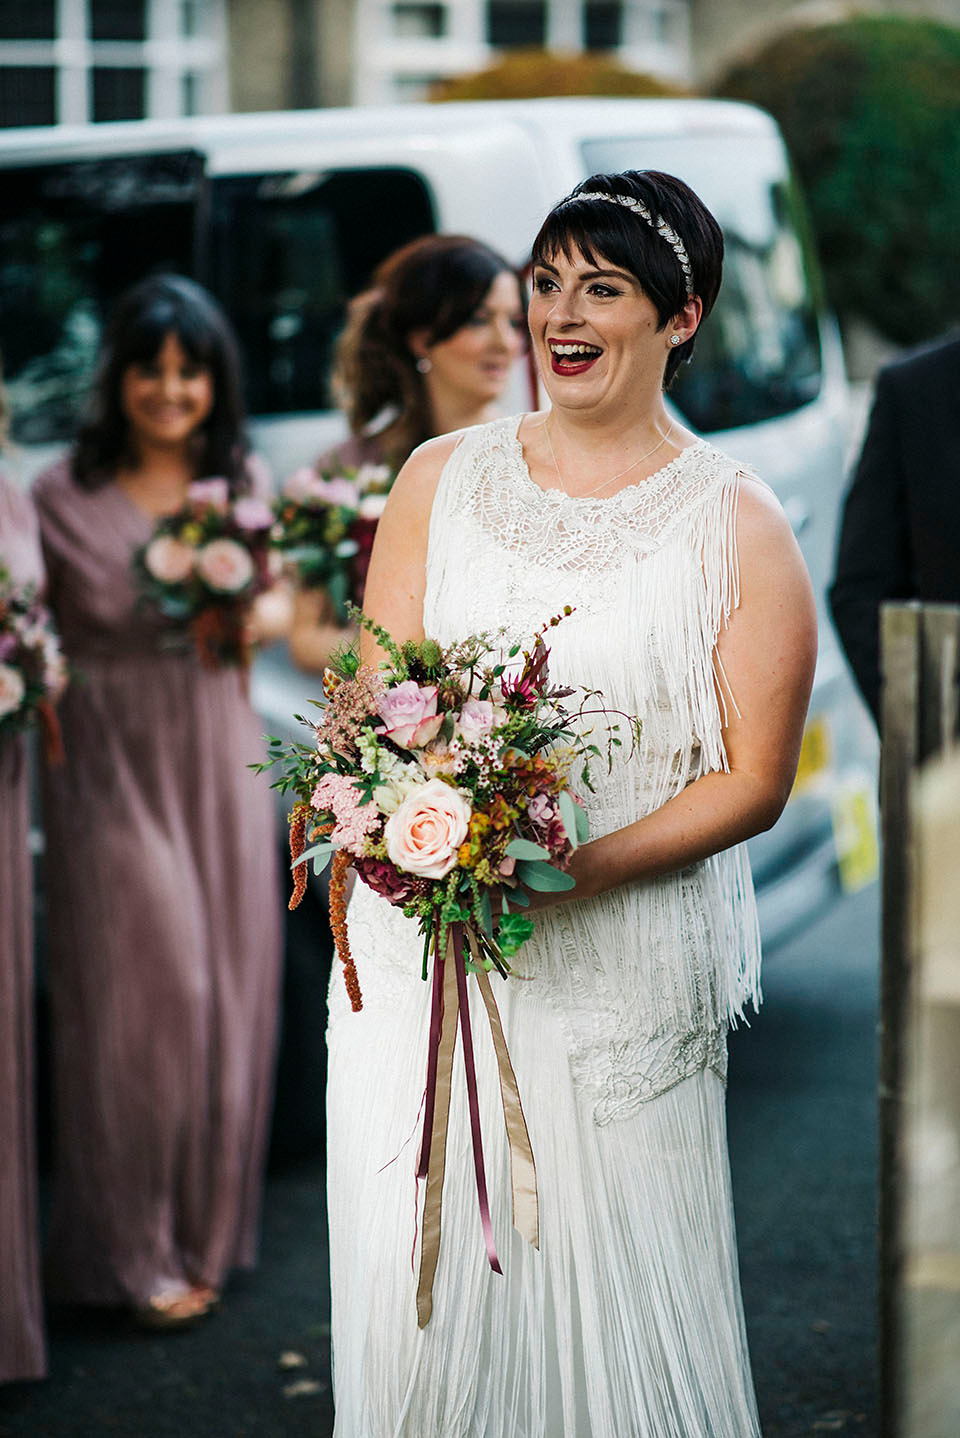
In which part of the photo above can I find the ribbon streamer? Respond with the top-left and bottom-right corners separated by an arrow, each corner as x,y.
415,921 -> 540,1328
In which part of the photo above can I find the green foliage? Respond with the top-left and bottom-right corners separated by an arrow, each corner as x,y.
712,16 -> 960,345
430,48 -> 689,102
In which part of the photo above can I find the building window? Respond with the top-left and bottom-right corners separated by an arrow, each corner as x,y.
393,4 -> 446,39
585,1 -> 621,51
90,0 -> 148,43
181,0 -> 201,37
0,68 -> 56,127
0,1 -> 56,40
92,67 -> 146,122
487,1 -> 546,48
181,71 -> 198,115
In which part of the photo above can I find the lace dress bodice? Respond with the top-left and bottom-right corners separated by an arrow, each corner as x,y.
345,416 -> 762,1124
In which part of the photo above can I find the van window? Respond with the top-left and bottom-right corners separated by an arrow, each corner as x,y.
581,133 -> 823,432
0,152 -> 202,444
207,168 -> 435,416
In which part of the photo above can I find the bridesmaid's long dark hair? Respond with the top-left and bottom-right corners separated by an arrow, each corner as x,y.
73,274 -> 250,492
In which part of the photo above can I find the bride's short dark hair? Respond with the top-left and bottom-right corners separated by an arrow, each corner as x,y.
532,171 -> 724,386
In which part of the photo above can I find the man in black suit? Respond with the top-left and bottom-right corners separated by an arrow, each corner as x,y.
829,333 -> 960,726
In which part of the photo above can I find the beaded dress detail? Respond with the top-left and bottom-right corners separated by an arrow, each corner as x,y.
326,415 -> 763,1437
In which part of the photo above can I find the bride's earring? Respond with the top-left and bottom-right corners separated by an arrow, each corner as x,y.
416,357 -> 432,373
670,335 -> 682,347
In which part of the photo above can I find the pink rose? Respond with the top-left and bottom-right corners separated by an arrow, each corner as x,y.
376,680 -> 443,750
231,496 -> 273,532
282,467 -> 324,503
385,778 -> 471,880
188,478 -> 230,512
454,697 -> 495,745
0,662 -> 26,719
317,476 -> 361,508
196,537 -> 255,594
144,534 -> 196,585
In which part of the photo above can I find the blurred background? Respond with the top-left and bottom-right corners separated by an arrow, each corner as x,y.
2,3 -> 960,1435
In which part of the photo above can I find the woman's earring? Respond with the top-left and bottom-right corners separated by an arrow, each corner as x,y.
416,357 -> 432,373
670,335 -> 682,347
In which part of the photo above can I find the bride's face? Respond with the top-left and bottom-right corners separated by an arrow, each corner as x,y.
529,246 -> 673,418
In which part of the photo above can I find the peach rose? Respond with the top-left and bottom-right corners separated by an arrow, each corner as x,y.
196,537 -> 254,594
384,778 -> 471,880
0,662 -> 26,719
144,534 -> 196,585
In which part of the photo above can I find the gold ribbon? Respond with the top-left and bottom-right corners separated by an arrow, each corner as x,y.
415,927 -> 539,1328
415,941 -> 459,1328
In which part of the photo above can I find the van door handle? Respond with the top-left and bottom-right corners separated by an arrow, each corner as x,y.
783,495 -> 811,536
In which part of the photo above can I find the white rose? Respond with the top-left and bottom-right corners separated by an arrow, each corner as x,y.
356,493 -> 389,520
145,534 -> 196,585
0,662 -> 26,719
384,777 -> 471,879
196,538 -> 255,594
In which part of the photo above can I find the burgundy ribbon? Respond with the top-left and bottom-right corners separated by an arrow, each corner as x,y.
452,923 -> 503,1277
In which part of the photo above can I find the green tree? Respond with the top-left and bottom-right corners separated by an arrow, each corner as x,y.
713,16 -> 960,345
430,49 -> 687,102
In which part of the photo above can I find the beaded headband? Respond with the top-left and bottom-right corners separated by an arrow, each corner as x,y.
566,190 -> 695,299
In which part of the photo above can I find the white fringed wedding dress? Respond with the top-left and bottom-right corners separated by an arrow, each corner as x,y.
325,416 -> 764,1437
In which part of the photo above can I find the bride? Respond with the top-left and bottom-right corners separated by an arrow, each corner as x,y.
325,169 -> 817,1436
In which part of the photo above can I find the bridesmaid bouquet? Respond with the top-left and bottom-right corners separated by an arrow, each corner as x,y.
271,462 -> 394,615
134,478 -> 275,669
261,606 -> 632,1326
0,562 -> 67,750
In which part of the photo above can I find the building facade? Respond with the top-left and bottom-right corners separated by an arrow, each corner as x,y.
0,0 -> 229,127
351,0 -> 690,104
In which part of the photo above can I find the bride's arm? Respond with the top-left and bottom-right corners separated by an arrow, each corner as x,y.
358,434 -> 460,665
545,475 -> 818,905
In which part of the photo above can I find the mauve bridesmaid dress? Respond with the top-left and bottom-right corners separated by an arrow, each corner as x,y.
0,467 -> 47,1382
33,456 -> 283,1308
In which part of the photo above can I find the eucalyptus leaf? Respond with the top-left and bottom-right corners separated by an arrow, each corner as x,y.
292,840 -> 334,869
557,789 -> 580,849
505,837 -> 551,861
516,859 -> 576,892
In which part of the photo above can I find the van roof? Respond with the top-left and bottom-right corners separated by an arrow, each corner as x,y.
0,96 -> 778,169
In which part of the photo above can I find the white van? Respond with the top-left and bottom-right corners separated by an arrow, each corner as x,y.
0,96 -> 877,944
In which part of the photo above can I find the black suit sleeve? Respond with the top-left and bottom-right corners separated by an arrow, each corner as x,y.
828,368 -> 912,725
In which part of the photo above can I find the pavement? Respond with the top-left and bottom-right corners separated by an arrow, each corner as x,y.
0,880 -> 880,1437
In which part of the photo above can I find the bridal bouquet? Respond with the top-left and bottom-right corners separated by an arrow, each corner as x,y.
261,606 -> 631,1326
134,478 -> 275,668
271,461 -> 394,614
0,562 -> 67,752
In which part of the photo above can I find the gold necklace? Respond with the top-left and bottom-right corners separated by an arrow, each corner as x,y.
540,417 -> 674,498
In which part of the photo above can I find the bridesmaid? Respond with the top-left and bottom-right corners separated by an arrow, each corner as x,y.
289,234 -> 527,673
33,275 -> 284,1329
0,365 -> 47,1383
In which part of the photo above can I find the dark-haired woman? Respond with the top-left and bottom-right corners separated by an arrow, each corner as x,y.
288,234 -> 526,673
33,275 -> 283,1328
0,363 -> 47,1383
326,173 -> 817,1434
